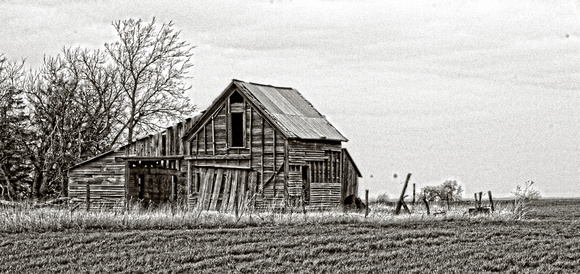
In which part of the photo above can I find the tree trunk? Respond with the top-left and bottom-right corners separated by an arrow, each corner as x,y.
32,169 -> 43,199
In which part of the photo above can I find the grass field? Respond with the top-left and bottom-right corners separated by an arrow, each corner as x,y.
1,199 -> 579,273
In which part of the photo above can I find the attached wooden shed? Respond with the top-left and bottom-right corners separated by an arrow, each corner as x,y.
68,80 -> 361,211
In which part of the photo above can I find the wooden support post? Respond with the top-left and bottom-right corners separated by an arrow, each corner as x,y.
478,192 -> 483,208
301,187 -> 306,214
234,178 -> 239,219
474,193 -> 478,209
284,139 -> 289,207
186,161 -> 191,210
86,182 -> 91,212
260,116 -> 264,193
365,189 -> 369,218
395,173 -> 412,215
249,108 -> 253,167
124,160 -> 130,211
401,200 -> 411,214
422,197 -> 430,215
488,191 -> 494,212
203,125 -> 207,155
211,118 -> 215,155
412,183 -> 416,206
171,175 -> 177,214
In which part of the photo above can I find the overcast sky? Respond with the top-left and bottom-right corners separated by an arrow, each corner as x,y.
1,0 -> 579,198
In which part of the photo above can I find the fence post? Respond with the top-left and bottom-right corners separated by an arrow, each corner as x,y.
478,192 -> 483,208
488,191 -> 494,212
365,189 -> 369,218
395,173 -> 412,215
412,183 -> 416,206
422,197 -> 430,215
473,193 -> 478,209
86,182 -> 91,212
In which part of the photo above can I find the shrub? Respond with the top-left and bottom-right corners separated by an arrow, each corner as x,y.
512,180 -> 541,219
375,193 -> 390,204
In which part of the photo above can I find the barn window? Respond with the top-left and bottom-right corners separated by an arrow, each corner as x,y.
228,91 -> 245,148
231,112 -> 244,147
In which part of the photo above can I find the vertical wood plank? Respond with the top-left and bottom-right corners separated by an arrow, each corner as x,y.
248,107 -> 253,167
238,170 -> 247,211
260,116 -> 264,192
226,101 -> 229,148
339,150 -> 344,202
248,171 -> 257,209
211,117 -> 216,155
243,100 -> 247,147
195,135 -> 198,156
228,169 -> 239,213
124,160 -> 130,211
329,152 -> 333,183
210,169 -> 223,210
273,130 -> 276,173
197,168 -> 207,210
221,169 -> 232,212
203,168 -> 215,210
186,161 -> 191,210
203,125 -> 207,155
167,127 -> 173,156
284,139 -> 289,203
86,182 -> 91,212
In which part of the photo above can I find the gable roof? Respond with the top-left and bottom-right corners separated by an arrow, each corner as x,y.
185,79 -> 347,142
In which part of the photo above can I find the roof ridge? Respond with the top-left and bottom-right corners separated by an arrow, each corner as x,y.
233,79 -> 294,90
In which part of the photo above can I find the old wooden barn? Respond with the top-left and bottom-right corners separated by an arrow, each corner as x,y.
68,80 -> 361,211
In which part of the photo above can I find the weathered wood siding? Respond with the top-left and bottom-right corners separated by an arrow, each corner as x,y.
287,139 -> 343,208
68,150 -> 126,210
341,149 -> 360,200
187,93 -> 286,209
126,118 -> 196,157
188,167 -> 258,212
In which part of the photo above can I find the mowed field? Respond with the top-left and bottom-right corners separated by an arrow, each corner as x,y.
1,199 -> 580,273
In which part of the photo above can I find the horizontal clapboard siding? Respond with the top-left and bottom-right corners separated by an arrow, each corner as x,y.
310,182 -> 342,208
68,150 -> 126,210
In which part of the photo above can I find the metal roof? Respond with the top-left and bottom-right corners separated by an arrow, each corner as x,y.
235,80 -> 348,142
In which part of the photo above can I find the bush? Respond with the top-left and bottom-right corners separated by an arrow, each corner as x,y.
512,181 -> 541,219
420,180 -> 463,203
375,193 -> 390,204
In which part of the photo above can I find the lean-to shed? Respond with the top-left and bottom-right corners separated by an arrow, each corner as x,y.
68,80 -> 361,211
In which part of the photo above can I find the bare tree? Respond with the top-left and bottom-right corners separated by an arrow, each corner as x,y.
26,48 -> 125,198
105,18 -> 195,144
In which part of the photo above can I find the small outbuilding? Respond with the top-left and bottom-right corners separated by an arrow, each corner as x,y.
68,80 -> 361,211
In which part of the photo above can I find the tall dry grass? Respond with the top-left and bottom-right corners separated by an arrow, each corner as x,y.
0,200 -> 520,233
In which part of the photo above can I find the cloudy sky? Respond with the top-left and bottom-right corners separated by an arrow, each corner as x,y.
1,0 -> 579,198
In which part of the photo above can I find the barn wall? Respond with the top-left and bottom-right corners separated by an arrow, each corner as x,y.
68,150 -> 126,210
187,92 -> 287,209
287,139 -> 343,208
341,150 -> 360,200
187,167 -> 258,212
126,117 -> 196,157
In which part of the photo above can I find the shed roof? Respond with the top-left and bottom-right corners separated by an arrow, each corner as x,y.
234,80 -> 348,142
